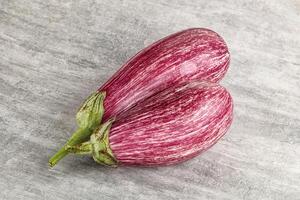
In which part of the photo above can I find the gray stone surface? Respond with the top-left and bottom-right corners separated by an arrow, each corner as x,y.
0,0 -> 300,199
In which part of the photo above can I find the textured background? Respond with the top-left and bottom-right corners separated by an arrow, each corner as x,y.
0,0 -> 300,199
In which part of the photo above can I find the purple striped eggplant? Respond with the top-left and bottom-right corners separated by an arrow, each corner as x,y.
100,28 -> 230,121
49,28 -> 230,167
65,81 -> 233,166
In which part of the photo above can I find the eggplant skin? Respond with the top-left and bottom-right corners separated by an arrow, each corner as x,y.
99,28 -> 230,121
108,81 -> 233,166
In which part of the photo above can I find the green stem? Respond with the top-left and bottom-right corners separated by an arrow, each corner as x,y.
49,128 -> 92,167
48,147 -> 68,167
65,141 -> 92,155
49,91 -> 106,167
63,118 -> 118,167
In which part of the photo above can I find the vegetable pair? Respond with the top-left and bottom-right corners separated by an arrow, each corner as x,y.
49,28 -> 233,167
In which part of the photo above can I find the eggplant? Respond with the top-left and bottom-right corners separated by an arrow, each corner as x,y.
100,28 -> 230,121
65,81 -> 233,166
49,28 -> 231,167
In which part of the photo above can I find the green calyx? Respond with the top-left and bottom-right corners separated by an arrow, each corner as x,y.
76,92 -> 106,131
49,91 -> 118,167
66,118 -> 118,167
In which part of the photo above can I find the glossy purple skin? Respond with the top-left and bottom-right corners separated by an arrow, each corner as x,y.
108,81 -> 233,166
99,28 -> 230,121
